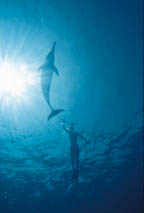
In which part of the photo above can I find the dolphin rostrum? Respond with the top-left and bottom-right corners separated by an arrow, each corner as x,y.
38,42 -> 64,120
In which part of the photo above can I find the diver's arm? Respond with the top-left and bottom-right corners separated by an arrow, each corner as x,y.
61,120 -> 69,134
78,133 -> 89,144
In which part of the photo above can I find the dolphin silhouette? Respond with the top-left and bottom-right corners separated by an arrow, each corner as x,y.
38,42 -> 64,120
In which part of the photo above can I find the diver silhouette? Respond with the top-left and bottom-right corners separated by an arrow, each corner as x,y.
62,120 -> 89,181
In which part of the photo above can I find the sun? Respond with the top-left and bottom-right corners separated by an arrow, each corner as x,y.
0,60 -> 35,99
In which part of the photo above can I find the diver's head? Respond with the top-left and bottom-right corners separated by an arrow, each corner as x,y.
69,123 -> 75,132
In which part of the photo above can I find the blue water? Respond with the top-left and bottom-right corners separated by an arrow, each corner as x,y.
0,0 -> 143,212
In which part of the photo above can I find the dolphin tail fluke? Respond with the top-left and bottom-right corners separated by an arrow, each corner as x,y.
48,109 -> 64,120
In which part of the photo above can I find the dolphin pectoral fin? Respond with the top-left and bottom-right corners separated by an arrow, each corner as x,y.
48,109 -> 64,120
38,64 -> 45,72
53,66 -> 59,76
38,66 -> 42,72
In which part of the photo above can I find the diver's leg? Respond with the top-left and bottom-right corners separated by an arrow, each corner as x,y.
71,151 -> 75,172
75,149 -> 79,181
72,150 -> 78,180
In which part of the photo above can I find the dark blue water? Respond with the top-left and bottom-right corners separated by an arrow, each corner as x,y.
0,0 -> 143,212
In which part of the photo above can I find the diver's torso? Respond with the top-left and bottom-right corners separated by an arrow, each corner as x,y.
69,132 -> 79,151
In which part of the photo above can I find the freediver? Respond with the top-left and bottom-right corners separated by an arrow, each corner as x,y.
38,42 -> 64,120
61,120 -> 89,181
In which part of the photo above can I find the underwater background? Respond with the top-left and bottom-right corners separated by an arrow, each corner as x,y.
0,0 -> 143,212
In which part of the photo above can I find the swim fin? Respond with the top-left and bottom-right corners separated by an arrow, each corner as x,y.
48,109 -> 64,120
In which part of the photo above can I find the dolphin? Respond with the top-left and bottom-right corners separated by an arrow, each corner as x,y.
38,42 -> 64,120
